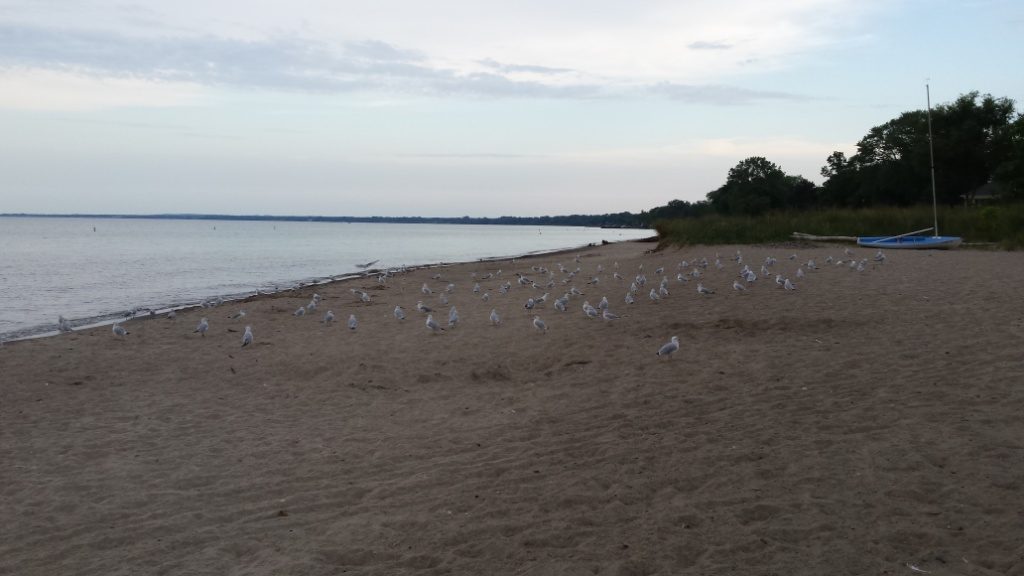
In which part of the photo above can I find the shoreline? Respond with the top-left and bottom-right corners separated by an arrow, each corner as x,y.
1,237 -> 653,344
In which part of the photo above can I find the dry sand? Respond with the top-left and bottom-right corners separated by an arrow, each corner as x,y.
2,240 -> 1023,576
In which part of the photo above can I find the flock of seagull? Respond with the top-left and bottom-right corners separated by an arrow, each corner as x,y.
90,246 -> 886,358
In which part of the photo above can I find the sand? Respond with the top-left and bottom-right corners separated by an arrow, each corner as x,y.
2,241 -> 1023,576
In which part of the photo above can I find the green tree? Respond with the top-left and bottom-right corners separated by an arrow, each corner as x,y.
706,157 -> 815,214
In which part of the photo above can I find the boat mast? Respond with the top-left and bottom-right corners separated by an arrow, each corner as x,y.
926,83 -> 939,237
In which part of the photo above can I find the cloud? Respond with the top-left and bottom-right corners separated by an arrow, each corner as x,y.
649,82 -> 813,105
688,40 -> 733,50
0,67 -> 203,111
477,58 -> 574,75
0,18 -> 823,108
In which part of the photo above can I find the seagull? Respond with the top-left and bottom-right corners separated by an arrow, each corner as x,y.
659,285 -> 670,297
194,317 -> 209,336
745,271 -> 757,283
524,298 -> 536,310
554,298 -> 567,312
602,309 -> 619,321
294,307 -> 306,317
649,288 -> 660,302
306,300 -> 317,313
166,310 -> 177,320
241,326 -> 253,347
416,301 -> 432,313
322,310 -> 335,324
58,315 -> 72,332
784,279 -> 796,291
697,283 -> 714,295
625,292 -> 635,305
598,296 -> 609,310
874,250 -> 886,263
229,310 -> 246,319
439,293 -> 449,306
355,259 -> 379,269
533,315 -> 548,333
448,306 -> 459,328
112,323 -> 129,337
481,292 -> 490,302
425,314 -> 444,333
656,336 -> 679,358
421,283 -> 432,295
584,305 -> 600,319
796,267 -> 805,278
732,280 -> 747,292
489,309 -> 501,326
394,306 -> 406,320
348,314 -> 358,330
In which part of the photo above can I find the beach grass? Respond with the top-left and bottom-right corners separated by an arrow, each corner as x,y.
653,204 -> 1024,249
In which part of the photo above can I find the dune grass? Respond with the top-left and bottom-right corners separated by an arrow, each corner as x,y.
654,205 -> 1024,249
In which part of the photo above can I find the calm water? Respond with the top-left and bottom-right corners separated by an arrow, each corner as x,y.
0,217 -> 650,339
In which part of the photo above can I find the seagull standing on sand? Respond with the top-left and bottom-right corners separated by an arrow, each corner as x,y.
416,301 -> 432,313
656,336 -> 679,358
425,314 -> 444,333
732,280 -> 747,292
294,307 -> 306,317
195,317 -> 209,336
625,292 -> 635,305
166,310 -> 177,320
348,314 -> 358,330
394,306 -> 406,320
241,326 -> 253,347
697,283 -> 714,295
112,323 -> 129,337
229,310 -> 246,319
489,309 -> 501,326
421,283 -> 432,295
533,315 -> 548,333
602,309 -> 619,321
448,306 -> 459,328
784,279 -> 797,291
323,310 -> 335,324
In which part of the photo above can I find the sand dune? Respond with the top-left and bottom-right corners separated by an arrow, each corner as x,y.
2,241 -> 1023,575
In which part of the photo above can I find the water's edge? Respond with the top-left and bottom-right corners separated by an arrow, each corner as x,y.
2,238 -> 650,343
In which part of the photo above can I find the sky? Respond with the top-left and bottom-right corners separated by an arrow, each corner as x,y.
1,0 -> 1021,217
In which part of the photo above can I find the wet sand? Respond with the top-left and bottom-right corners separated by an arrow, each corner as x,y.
2,241 -> 1023,575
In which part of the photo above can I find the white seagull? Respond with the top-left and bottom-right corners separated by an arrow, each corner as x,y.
322,310 -> 335,324
533,315 -> 548,333
394,306 -> 406,320
194,317 -> 209,336
112,323 -> 129,337
489,309 -> 501,326
241,325 -> 253,347
697,283 -> 714,295
348,314 -> 358,330
425,314 -> 444,333
656,336 -> 680,358
732,280 -> 747,292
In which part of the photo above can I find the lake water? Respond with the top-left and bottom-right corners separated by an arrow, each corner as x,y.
0,217 -> 651,339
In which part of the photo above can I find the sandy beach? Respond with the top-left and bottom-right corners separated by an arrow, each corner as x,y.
2,240 -> 1023,576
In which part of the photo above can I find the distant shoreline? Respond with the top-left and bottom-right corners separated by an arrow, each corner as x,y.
0,212 -> 646,229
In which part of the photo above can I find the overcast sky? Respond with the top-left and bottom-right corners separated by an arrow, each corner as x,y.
1,0 -> 1021,217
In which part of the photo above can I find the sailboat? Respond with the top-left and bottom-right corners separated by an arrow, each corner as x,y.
857,84 -> 963,249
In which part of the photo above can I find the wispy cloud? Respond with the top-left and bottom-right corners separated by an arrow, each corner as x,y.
688,40 -> 733,50
477,58 -> 574,75
0,23 -> 820,108
649,82 -> 813,105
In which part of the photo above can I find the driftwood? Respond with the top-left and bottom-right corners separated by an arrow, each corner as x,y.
791,232 -> 857,242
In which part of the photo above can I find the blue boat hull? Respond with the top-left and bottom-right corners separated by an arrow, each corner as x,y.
856,235 -> 962,249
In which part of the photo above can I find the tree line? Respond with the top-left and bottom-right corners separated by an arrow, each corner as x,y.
643,91 -> 1024,221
